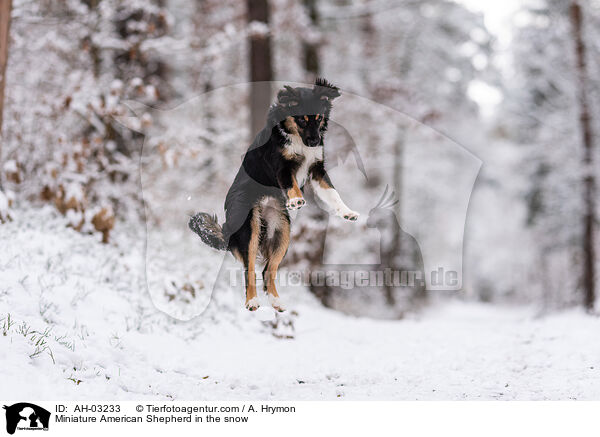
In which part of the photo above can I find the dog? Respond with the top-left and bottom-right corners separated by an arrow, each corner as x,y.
189,78 -> 359,311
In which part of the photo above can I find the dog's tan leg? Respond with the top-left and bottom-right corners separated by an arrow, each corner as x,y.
263,221 -> 290,312
286,175 -> 305,210
245,208 -> 261,311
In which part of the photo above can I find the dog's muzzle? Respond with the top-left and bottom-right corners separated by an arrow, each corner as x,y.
306,137 -> 320,147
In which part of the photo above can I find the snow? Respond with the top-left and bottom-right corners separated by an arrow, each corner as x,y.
130,77 -> 143,88
0,190 -> 10,222
3,159 -> 18,174
1,205 -> 600,400
247,20 -> 270,37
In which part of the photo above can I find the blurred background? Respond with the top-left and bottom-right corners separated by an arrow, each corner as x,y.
1,0 -> 599,318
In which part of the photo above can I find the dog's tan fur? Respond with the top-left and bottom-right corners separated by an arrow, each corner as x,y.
244,207 -> 262,309
287,174 -> 303,200
262,213 -> 289,312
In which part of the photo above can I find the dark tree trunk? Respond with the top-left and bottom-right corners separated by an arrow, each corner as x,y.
300,0 -> 332,306
384,129 -> 405,306
303,0 -> 319,80
570,1 -> 596,311
247,0 -> 273,137
0,0 -> 12,150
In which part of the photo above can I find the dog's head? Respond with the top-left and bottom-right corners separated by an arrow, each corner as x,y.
276,78 -> 340,147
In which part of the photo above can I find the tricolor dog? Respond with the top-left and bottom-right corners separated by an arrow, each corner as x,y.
189,79 -> 359,311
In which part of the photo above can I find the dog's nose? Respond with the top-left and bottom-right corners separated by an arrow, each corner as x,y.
307,137 -> 320,147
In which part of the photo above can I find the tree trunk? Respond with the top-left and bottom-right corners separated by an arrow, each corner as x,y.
382,24 -> 420,307
570,1 -> 596,311
247,0 -> 273,137
0,0 -> 12,158
301,0 -> 333,306
383,128 -> 405,306
303,0 -> 319,81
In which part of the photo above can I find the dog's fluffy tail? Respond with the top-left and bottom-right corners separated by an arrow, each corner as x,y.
188,212 -> 228,251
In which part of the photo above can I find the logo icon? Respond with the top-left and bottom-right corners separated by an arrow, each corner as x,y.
3,403 -> 50,435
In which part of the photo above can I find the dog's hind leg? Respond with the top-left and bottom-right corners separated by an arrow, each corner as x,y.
262,220 -> 290,312
244,207 -> 261,311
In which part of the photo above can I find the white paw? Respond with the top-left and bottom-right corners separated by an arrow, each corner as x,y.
268,295 -> 286,312
336,209 -> 359,222
286,197 -> 306,210
245,297 -> 260,311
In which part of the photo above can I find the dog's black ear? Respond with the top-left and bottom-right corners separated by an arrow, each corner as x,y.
314,78 -> 341,101
277,85 -> 300,107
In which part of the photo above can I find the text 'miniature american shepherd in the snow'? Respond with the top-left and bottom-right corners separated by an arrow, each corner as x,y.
189,79 -> 359,311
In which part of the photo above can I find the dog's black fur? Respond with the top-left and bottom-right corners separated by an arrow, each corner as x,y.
189,78 -> 358,311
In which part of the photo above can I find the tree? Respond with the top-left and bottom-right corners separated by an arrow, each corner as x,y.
303,0 -> 319,81
299,0 -> 333,305
501,0 -> 600,309
569,0 -> 596,311
0,0 -> 11,222
0,0 -> 11,157
247,0 -> 273,137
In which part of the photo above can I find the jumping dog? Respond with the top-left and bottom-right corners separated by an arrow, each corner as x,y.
189,79 -> 359,311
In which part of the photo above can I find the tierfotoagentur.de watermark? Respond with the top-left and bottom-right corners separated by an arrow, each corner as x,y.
227,267 -> 458,290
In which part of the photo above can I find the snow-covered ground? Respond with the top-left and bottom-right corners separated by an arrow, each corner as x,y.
1,206 -> 599,400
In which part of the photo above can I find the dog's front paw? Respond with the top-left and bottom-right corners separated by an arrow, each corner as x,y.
245,297 -> 260,311
337,209 -> 359,222
286,197 -> 306,210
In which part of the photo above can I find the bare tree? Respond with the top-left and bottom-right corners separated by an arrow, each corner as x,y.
0,0 -> 12,152
570,1 -> 596,311
0,0 -> 11,220
299,0 -> 333,305
247,0 -> 273,137
303,0 -> 319,81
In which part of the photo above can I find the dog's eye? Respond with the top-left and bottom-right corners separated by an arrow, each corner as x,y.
296,117 -> 307,126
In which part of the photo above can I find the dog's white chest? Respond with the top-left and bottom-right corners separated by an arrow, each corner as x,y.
286,135 -> 323,188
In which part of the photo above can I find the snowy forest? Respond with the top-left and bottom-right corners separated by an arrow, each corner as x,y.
1,0 -> 600,400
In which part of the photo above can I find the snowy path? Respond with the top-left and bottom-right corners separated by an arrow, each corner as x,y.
147,301 -> 600,400
2,207 -> 600,400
